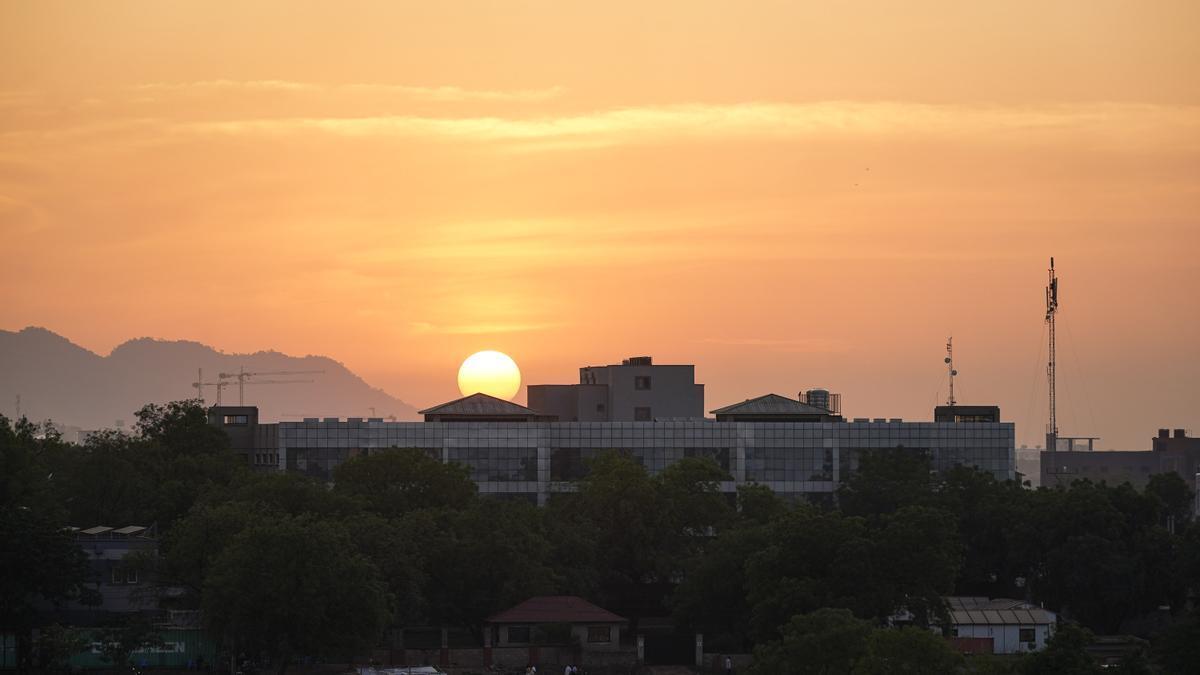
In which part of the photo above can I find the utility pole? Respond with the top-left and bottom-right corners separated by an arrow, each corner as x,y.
1046,257 -> 1059,454
944,337 -> 957,407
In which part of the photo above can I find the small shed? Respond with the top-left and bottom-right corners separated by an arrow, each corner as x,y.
486,596 -> 626,652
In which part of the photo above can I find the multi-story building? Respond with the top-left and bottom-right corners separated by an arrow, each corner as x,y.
209,356 -> 1015,504
1041,428 -> 1200,496
528,356 -> 704,422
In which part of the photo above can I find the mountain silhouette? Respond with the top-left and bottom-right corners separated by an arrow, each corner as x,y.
0,327 -> 419,430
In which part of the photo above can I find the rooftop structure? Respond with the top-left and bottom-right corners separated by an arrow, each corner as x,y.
528,355 -> 704,422
711,393 -> 841,423
419,393 -> 554,423
487,596 -> 625,625
1041,428 -> 1200,501
934,405 -> 1001,424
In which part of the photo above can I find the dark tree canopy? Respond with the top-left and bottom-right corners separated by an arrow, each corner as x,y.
202,515 -> 389,675
333,448 -> 477,516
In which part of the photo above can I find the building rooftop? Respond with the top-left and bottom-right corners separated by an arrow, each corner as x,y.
486,595 -> 626,624
418,393 -> 544,418
945,597 -> 1055,626
710,393 -> 832,416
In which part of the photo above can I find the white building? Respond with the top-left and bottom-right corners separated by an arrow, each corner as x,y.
944,597 -> 1056,654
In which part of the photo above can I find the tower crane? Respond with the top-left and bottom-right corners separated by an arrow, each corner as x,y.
191,374 -> 233,405
218,366 -> 325,406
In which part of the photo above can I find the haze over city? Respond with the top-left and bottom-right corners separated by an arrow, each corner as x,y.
7,3 -> 1200,675
3,2 -> 1199,450
2,3 -> 1197,451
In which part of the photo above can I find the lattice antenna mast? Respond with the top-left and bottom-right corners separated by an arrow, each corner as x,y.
1045,257 -> 1059,450
944,337 -> 957,406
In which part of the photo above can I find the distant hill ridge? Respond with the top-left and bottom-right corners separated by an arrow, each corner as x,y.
0,326 -> 418,429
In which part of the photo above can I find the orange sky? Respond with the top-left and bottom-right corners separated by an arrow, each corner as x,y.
2,0 -> 1198,449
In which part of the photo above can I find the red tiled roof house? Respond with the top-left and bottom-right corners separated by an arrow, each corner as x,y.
484,596 -> 628,668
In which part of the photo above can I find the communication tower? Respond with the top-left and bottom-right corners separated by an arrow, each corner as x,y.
944,337 -> 957,407
1045,258 -> 1058,451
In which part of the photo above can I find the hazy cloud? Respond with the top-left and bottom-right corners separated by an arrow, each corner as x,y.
701,337 -> 849,353
132,80 -> 567,102
182,101 -> 1200,150
408,321 -> 564,335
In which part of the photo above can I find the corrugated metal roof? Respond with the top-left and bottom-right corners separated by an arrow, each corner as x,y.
951,608 -> 1054,626
79,526 -> 113,535
112,526 -> 147,536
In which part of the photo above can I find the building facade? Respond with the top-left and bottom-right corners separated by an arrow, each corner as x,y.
213,406 -> 1015,505
942,597 -> 1056,655
1041,428 -> 1200,498
528,356 -> 704,422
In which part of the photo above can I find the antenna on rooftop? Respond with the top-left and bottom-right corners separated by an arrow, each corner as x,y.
1045,257 -> 1058,451
944,337 -> 957,407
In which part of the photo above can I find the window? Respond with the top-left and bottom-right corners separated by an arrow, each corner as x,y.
634,376 -> 652,390
507,626 -> 530,644
1019,628 -> 1035,643
110,567 -> 138,585
587,626 -> 611,643
634,407 -> 652,421
223,415 -> 248,425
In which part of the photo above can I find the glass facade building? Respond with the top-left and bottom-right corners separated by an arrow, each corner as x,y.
271,417 -> 1015,504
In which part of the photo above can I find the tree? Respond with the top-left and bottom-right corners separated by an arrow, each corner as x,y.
937,466 -> 1029,599
202,515 -> 389,675
748,608 -> 873,675
672,521 -> 775,651
158,501 -> 266,601
332,448 -> 476,516
34,624 -> 88,673
838,448 -> 935,517
868,506 -> 959,627
854,626 -> 961,674
421,500 -> 557,634
94,617 -> 165,672
340,512 -> 429,627
736,483 -> 789,525
551,452 -> 670,611
0,506 -> 96,673
1,416 -> 69,518
656,456 -> 734,543
134,400 -> 230,456
1021,622 -> 1099,675
1154,610 -> 1200,674
1144,472 -> 1193,527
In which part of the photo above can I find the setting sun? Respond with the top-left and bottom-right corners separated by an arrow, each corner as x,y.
457,350 -> 521,400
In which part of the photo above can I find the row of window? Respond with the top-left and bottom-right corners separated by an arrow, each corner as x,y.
110,567 -> 139,585
506,626 -> 611,644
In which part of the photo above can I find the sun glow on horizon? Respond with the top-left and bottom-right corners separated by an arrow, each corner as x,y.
457,351 -> 522,400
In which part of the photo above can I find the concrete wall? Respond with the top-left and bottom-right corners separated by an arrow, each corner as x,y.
586,363 -> 703,421
703,653 -> 752,673
1042,450 -> 1163,489
528,384 -> 608,422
